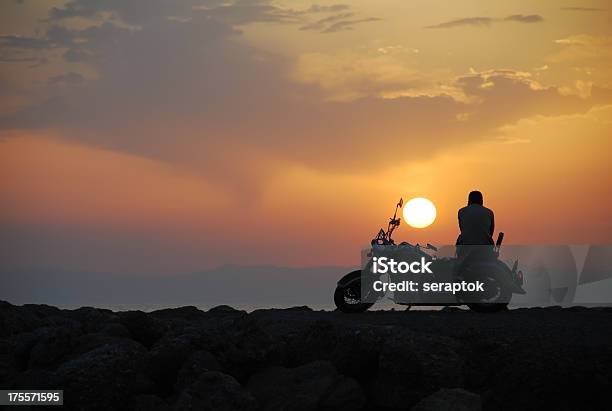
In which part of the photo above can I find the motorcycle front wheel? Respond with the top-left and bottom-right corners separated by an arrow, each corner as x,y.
334,279 -> 373,313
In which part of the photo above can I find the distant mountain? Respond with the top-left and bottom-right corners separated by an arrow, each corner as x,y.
1,265 -> 355,307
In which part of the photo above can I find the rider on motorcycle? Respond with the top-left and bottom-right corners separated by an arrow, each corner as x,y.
455,191 -> 496,273
457,190 -> 495,246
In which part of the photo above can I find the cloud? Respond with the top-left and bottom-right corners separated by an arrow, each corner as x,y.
322,17 -> 381,33
426,17 -> 493,29
47,72 -> 85,85
503,14 -> 544,23
298,8 -> 380,33
426,14 -> 543,29
549,35 -> 612,62
303,4 -> 350,14
299,12 -> 355,31
46,0 -> 351,27
1,2 -> 611,195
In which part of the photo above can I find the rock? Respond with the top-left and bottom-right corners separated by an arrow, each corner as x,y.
247,360 -> 364,411
174,371 -> 257,411
412,388 -> 482,411
380,331 -> 465,389
175,350 -> 222,391
53,340 -> 152,410
208,305 -> 241,313
151,306 -> 207,321
67,307 -> 118,333
132,394 -> 170,411
118,310 -> 167,348
370,331 -> 465,409
0,303 -> 45,337
480,342 -> 612,410
217,317 -> 285,382
319,376 -> 366,411
28,326 -> 79,368
282,306 -> 313,312
100,322 -> 131,338
146,332 -> 202,395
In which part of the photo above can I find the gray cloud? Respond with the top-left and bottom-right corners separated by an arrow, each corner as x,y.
503,14 -> 544,23
426,17 -> 493,29
47,0 -> 351,26
47,72 -> 85,85
1,2 -> 609,193
300,12 -> 355,31
427,14 -> 544,29
303,4 -> 350,14
322,17 -> 381,33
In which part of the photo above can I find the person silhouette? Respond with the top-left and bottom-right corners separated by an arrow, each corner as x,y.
455,191 -> 495,275
456,190 -> 495,246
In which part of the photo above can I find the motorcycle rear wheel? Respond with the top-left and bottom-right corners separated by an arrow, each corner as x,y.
334,281 -> 373,313
466,272 -> 511,313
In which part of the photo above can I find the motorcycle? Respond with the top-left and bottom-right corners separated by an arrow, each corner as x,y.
334,198 -> 526,313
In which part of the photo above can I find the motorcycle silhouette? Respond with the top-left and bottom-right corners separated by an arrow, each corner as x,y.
334,198 -> 526,313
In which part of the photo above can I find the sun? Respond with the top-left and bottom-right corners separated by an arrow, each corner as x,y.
403,197 -> 437,228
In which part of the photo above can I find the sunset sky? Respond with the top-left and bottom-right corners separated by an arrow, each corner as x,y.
1,0 -> 611,275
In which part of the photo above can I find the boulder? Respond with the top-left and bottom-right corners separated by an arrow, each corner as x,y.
146,333 -> 202,395
370,331 -> 465,409
53,340 -> 152,410
132,394 -> 170,411
174,371 -> 257,411
118,310 -> 167,348
151,306 -> 207,322
247,360 -> 365,411
175,350 -> 222,391
208,305 -> 242,313
216,317 -> 285,382
28,326 -> 80,368
411,388 -> 482,411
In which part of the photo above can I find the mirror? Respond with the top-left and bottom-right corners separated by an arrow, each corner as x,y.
398,198 -> 403,207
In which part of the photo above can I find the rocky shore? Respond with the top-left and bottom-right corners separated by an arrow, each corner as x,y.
1,301 -> 611,410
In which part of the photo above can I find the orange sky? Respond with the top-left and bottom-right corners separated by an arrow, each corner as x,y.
1,1 -> 611,274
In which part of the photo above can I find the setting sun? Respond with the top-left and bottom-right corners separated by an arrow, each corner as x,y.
403,197 -> 437,229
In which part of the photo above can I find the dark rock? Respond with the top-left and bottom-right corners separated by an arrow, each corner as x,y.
441,306 -> 464,312
247,360 -> 364,411
0,304 -> 45,337
175,350 -> 222,391
319,376 -> 366,411
0,339 -> 18,383
217,317 -> 285,382
282,306 -> 313,311
370,331 -> 465,409
4,303 -> 612,411
132,394 -> 170,411
53,340 -> 152,410
284,320 -> 383,381
100,322 -> 131,338
67,306 -> 118,333
118,310 -> 167,348
481,342 -> 612,411
151,306 -> 206,321
174,371 -> 257,411
28,326 -> 80,368
380,331 -> 465,389
146,333 -> 202,396
411,388 -> 481,411
208,305 -> 241,313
